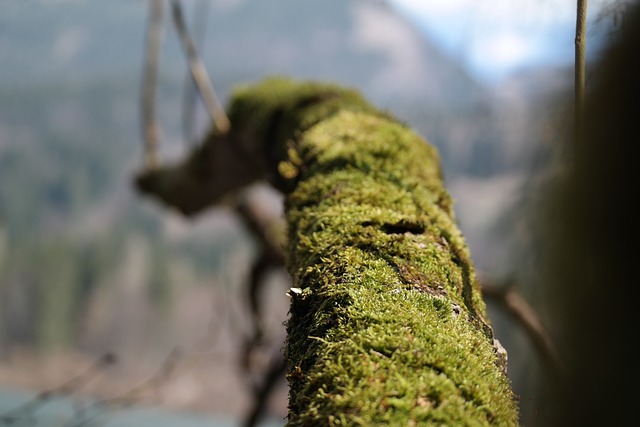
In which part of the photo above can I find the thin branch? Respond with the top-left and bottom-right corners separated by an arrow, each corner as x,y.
235,199 -> 286,378
59,350 -> 181,427
575,0 -> 588,156
141,0 -> 165,171
94,348 -> 181,409
0,353 -> 116,424
171,0 -> 230,135
242,350 -> 287,427
481,281 -> 564,377
182,0 -> 211,147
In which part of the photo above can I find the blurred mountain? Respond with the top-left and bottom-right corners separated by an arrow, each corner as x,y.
0,0 -> 573,424
1,0 -> 501,173
1,0 -> 486,105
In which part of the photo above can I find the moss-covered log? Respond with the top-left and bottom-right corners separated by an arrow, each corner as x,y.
135,78 -> 519,425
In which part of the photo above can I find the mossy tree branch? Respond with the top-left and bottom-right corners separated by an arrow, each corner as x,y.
135,77 -> 519,425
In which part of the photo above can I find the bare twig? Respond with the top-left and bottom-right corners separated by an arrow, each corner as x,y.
171,0 -> 230,135
0,353 -> 116,424
58,350 -> 181,427
575,0 -> 588,155
233,192 -> 288,427
95,348 -> 181,409
234,194 -> 286,372
481,281 -> 563,377
182,0 -> 211,147
141,0 -> 165,170
242,350 -> 287,427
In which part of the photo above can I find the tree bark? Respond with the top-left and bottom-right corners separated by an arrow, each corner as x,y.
135,77 -> 519,425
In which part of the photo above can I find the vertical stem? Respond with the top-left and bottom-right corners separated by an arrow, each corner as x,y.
575,0 -> 588,157
171,0 -> 230,135
182,0 -> 210,147
141,0 -> 165,171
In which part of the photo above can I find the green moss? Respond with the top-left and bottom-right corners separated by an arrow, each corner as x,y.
227,77 -> 519,425
286,250 -> 517,425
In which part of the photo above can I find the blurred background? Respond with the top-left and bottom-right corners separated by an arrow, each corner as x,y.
0,0 -> 629,425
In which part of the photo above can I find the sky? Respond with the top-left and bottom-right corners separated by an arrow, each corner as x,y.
389,0 -> 626,84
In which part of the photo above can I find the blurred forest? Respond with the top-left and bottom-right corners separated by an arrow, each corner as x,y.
0,0 -> 628,426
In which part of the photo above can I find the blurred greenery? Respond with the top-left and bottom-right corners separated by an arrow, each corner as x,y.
0,75 -> 249,352
0,2 -> 584,423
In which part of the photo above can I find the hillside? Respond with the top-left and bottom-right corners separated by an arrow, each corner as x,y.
0,0 -> 565,424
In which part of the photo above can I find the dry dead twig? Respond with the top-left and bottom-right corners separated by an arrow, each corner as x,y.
141,0 -> 165,170
481,280 -> 563,377
0,353 -> 116,425
171,0 -> 230,135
